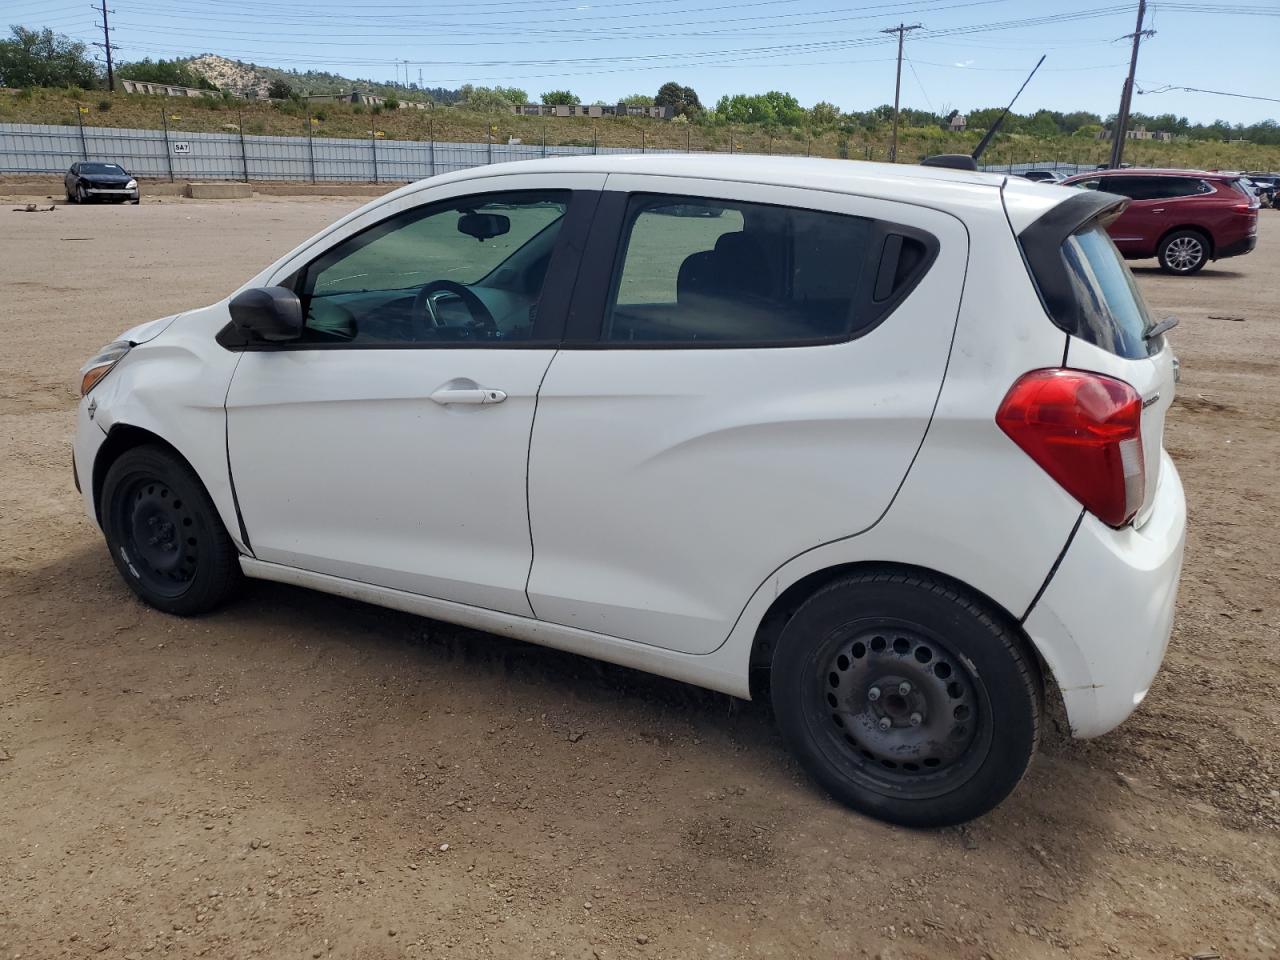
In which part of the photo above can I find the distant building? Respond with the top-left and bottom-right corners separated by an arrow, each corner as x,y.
306,91 -> 430,109
1096,124 -> 1173,142
120,79 -> 218,98
947,113 -> 967,132
510,102 -> 674,120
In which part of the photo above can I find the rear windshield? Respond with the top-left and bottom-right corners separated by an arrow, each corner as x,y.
1060,224 -> 1155,358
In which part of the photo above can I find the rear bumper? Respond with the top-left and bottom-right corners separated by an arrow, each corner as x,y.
1023,452 -> 1186,738
1216,233 -> 1257,260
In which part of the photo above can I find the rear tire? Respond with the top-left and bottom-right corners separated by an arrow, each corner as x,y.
101,446 -> 241,615
770,570 -> 1041,827
1157,229 -> 1209,275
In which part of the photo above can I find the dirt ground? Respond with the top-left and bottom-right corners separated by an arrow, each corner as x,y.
1,190 -> 1277,960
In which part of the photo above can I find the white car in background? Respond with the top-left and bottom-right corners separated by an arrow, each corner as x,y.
74,155 -> 1185,827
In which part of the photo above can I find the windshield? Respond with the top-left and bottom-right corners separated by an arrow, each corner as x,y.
81,163 -> 126,175
1061,224 -> 1156,358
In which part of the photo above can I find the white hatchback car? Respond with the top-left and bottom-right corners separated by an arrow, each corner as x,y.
74,155 -> 1185,826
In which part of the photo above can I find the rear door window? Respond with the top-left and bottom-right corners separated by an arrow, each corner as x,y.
1060,224 -> 1156,358
602,195 -> 933,345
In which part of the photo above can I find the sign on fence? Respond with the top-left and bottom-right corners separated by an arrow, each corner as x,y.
171,141 -> 191,154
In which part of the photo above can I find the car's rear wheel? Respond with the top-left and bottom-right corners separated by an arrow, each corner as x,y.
101,446 -> 240,615
1157,229 -> 1209,274
770,570 -> 1041,827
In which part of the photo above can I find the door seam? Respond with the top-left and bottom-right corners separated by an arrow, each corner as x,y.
522,350 -> 558,616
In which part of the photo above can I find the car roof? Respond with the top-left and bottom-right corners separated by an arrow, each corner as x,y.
386,153 -> 1073,229
1065,167 -> 1232,180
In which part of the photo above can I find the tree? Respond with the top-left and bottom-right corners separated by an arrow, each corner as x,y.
541,89 -> 580,106
809,101 -> 841,126
713,91 -> 805,127
458,84 -> 527,110
0,26 -> 98,89
621,93 -> 653,106
655,81 -> 702,118
118,58 -> 216,90
493,86 -> 528,106
267,78 -> 294,100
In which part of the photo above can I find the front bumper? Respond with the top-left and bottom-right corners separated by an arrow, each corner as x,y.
85,187 -> 140,200
73,397 -> 107,530
1023,452 -> 1187,738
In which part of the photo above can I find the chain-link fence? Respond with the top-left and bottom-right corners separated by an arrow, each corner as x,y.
1,117 -> 1112,185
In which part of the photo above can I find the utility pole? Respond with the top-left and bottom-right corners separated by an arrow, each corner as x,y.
1108,0 -> 1155,169
881,22 -> 922,162
92,0 -> 118,92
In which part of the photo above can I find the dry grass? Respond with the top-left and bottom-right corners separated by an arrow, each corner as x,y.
4,87 -> 1279,171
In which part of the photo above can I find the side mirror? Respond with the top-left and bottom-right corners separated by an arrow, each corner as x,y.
457,212 -> 510,241
228,286 -> 303,342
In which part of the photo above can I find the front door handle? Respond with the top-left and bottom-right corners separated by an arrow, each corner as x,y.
430,384 -> 507,405
1151,207 -> 1165,214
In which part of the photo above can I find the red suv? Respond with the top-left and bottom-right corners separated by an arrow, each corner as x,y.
1060,168 -> 1259,275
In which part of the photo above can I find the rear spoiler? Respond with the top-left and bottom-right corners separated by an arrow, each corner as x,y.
1017,189 -> 1129,340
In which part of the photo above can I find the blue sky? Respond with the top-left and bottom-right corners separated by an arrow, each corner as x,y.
12,0 -> 1279,124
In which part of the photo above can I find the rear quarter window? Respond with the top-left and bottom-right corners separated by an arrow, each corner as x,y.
1060,225 -> 1154,358
1017,191 -> 1161,360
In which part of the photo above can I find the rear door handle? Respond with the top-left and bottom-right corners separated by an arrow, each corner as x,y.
1151,208 -> 1165,213
430,385 -> 507,405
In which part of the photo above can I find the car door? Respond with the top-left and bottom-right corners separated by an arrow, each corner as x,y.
225,175 -> 603,616
525,177 -> 969,654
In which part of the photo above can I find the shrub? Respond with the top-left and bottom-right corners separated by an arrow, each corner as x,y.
96,98 -> 110,111
384,96 -> 399,110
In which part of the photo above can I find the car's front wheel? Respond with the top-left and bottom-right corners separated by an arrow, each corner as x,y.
76,184 -> 87,204
101,445 -> 240,615
1158,229 -> 1209,274
771,570 -> 1041,827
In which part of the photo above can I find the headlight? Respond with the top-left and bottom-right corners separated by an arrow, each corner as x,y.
126,179 -> 137,189
79,341 -> 132,396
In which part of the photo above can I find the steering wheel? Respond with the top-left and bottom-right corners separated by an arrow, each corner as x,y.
412,279 -> 498,338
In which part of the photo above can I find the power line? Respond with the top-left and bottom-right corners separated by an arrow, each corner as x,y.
904,53 -> 934,110
1138,83 -> 1280,104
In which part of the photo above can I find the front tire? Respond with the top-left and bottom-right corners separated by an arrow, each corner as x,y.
770,570 -> 1041,827
76,184 -> 87,204
101,446 -> 240,615
1158,229 -> 1209,274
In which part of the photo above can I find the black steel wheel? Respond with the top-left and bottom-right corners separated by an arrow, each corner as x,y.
101,445 -> 240,615
771,570 -> 1041,827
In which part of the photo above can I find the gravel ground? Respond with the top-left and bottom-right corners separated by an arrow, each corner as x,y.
1,191 -> 1277,960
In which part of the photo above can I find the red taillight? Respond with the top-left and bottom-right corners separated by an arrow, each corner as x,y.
996,369 -> 1145,527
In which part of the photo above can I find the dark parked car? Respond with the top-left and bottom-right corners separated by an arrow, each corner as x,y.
64,162 -> 140,205
1019,169 -> 1066,183
1061,168 -> 1259,274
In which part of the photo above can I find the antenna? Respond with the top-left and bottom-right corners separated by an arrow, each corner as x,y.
971,54 -> 1046,162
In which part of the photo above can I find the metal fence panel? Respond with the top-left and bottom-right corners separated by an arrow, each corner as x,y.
2,121 -> 1109,186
